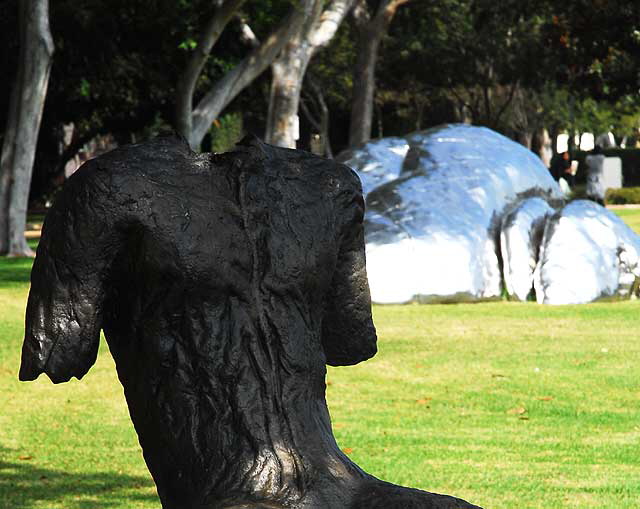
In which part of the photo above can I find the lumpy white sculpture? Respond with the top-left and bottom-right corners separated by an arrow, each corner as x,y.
534,200 -> 640,304
339,124 -> 640,305
501,197 -> 554,301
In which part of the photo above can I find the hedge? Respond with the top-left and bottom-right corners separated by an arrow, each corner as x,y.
604,187 -> 640,205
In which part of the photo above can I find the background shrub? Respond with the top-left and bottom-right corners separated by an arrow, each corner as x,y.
604,187 -> 640,204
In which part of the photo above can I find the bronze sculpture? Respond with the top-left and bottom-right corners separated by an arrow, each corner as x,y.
20,136 -> 481,509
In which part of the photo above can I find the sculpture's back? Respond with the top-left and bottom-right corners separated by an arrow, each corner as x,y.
20,135 -> 481,509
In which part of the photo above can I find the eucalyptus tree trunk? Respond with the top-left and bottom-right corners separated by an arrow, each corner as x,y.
0,0 -> 54,256
300,75 -> 333,158
265,0 -> 354,148
348,23 -> 380,148
266,57 -> 305,149
175,0 -> 311,150
175,0 -> 246,145
348,0 -> 410,148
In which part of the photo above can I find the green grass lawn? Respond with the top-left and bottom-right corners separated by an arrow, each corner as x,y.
1,208 -> 639,508
611,207 -> 640,233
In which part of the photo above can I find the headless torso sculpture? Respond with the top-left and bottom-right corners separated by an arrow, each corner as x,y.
19,136 -> 480,509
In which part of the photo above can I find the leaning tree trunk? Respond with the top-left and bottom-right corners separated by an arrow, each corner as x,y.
348,26 -> 381,148
0,0 -> 54,256
174,0 -> 246,145
185,0 -> 317,150
265,0 -> 353,148
265,46 -> 313,148
347,0 -> 409,149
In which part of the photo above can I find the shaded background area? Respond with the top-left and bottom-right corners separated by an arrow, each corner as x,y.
0,450 -> 157,509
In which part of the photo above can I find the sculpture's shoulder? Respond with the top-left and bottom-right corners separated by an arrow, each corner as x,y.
90,134 -> 198,180
66,135 -> 363,211
63,135 -> 208,211
233,135 -> 364,200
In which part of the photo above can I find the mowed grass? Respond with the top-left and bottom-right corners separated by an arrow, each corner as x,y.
327,303 -> 640,509
1,208 -> 639,508
611,207 -> 640,233
0,258 -> 158,509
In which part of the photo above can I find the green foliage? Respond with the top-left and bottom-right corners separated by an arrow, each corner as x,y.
568,183 -> 587,200
605,187 -> 640,205
178,38 -> 198,51
78,79 -> 91,99
543,0 -> 640,100
569,95 -> 640,141
372,0 -> 640,141
208,113 -> 244,153
1,0 -> 639,195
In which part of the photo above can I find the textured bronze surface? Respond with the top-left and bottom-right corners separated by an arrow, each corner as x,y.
20,136 -> 480,509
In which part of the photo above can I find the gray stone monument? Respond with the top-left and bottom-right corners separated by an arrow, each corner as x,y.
586,154 -> 622,202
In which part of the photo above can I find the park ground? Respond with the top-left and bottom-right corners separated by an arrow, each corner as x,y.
1,210 -> 639,509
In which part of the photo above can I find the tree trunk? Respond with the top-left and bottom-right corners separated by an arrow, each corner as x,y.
549,124 -> 559,157
175,0 -> 246,143
0,0 -> 54,256
265,0 -> 353,148
348,0 -> 409,148
517,130 -> 532,150
299,76 -> 332,158
187,2 -> 317,150
375,102 -> 384,138
540,128 -> 552,168
265,46 -> 312,148
348,26 -> 381,148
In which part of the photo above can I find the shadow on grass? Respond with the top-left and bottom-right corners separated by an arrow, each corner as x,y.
0,258 -> 33,289
0,453 -> 159,509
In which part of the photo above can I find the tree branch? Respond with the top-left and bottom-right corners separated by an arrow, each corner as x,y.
299,97 -> 321,131
494,80 -> 520,127
449,86 -> 478,120
351,0 -> 371,29
190,1 -> 315,147
301,75 -> 333,158
175,0 -> 246,138
309,0 -> 354,49
383,0 -> 411,24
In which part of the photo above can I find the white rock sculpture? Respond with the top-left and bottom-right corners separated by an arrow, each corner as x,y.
534,200 -> 640,304
341,124 -> 562,303
338,136 -> 409,196
340,124 -> 640,305
500,197 -> 555,301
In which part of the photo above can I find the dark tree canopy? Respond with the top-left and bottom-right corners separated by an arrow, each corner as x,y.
0,0 -> 639,206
